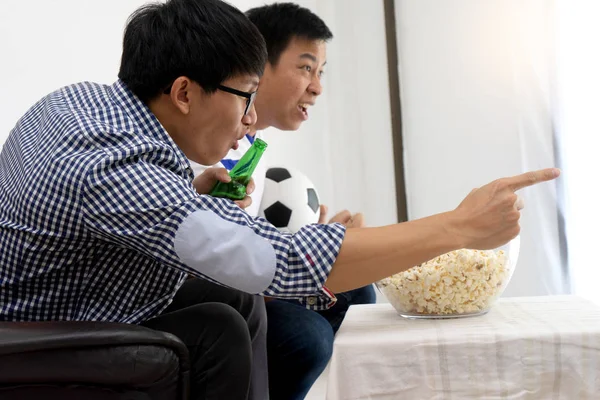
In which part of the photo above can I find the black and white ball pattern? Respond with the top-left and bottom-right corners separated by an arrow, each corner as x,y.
258,166 -> 320,233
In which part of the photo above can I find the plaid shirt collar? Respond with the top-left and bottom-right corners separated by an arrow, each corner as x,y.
108,79 -> 193,180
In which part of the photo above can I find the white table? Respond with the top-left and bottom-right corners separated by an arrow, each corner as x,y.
327,295 -> 600,400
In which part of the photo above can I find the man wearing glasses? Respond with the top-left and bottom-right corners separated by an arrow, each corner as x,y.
0,1 -> 271,399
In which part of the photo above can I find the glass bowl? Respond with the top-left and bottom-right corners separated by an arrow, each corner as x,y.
375,236 -> 520,319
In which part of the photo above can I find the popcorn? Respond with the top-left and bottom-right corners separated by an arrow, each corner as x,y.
377,249 -> 510,316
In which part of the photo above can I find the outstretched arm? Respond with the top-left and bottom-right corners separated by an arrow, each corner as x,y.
324,168 -> 560,292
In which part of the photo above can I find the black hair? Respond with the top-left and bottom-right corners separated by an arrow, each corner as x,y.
245,3 -> 333,66
118,0 -> 267,102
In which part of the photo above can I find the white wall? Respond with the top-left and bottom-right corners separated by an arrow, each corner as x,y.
396,0 -> 568,296
0,1 -> 143,138
0,0 -> 398,229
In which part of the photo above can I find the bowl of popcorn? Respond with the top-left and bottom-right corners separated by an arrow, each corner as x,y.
376,237 -> 520,319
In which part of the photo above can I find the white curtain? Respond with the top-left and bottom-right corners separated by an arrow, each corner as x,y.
555,1 -> 600,303
396,0 -> 569,296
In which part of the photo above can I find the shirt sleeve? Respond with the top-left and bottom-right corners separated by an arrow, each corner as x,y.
81,149 -> 344,309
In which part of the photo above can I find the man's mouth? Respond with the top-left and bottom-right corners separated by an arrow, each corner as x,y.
298,103 -> 311,119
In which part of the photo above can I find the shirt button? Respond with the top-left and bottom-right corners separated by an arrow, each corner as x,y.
307,297 -> 317,305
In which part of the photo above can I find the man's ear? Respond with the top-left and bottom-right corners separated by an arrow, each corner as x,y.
169,76 -> 192,115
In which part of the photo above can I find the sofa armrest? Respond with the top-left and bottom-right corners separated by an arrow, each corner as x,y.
0,321 -> 189,398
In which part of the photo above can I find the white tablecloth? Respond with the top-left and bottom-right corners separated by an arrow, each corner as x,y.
327,295 -> 600,400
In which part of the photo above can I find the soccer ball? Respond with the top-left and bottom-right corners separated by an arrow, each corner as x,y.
258,166 -> 320,233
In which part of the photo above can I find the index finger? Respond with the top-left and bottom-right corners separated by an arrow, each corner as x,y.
505,168 -> 560,191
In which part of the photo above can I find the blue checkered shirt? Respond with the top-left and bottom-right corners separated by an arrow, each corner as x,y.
0,80 -> 344,323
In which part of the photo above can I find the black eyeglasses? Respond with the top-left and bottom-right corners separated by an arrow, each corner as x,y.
163,83 -> 257,116
217,84 -> 257,116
